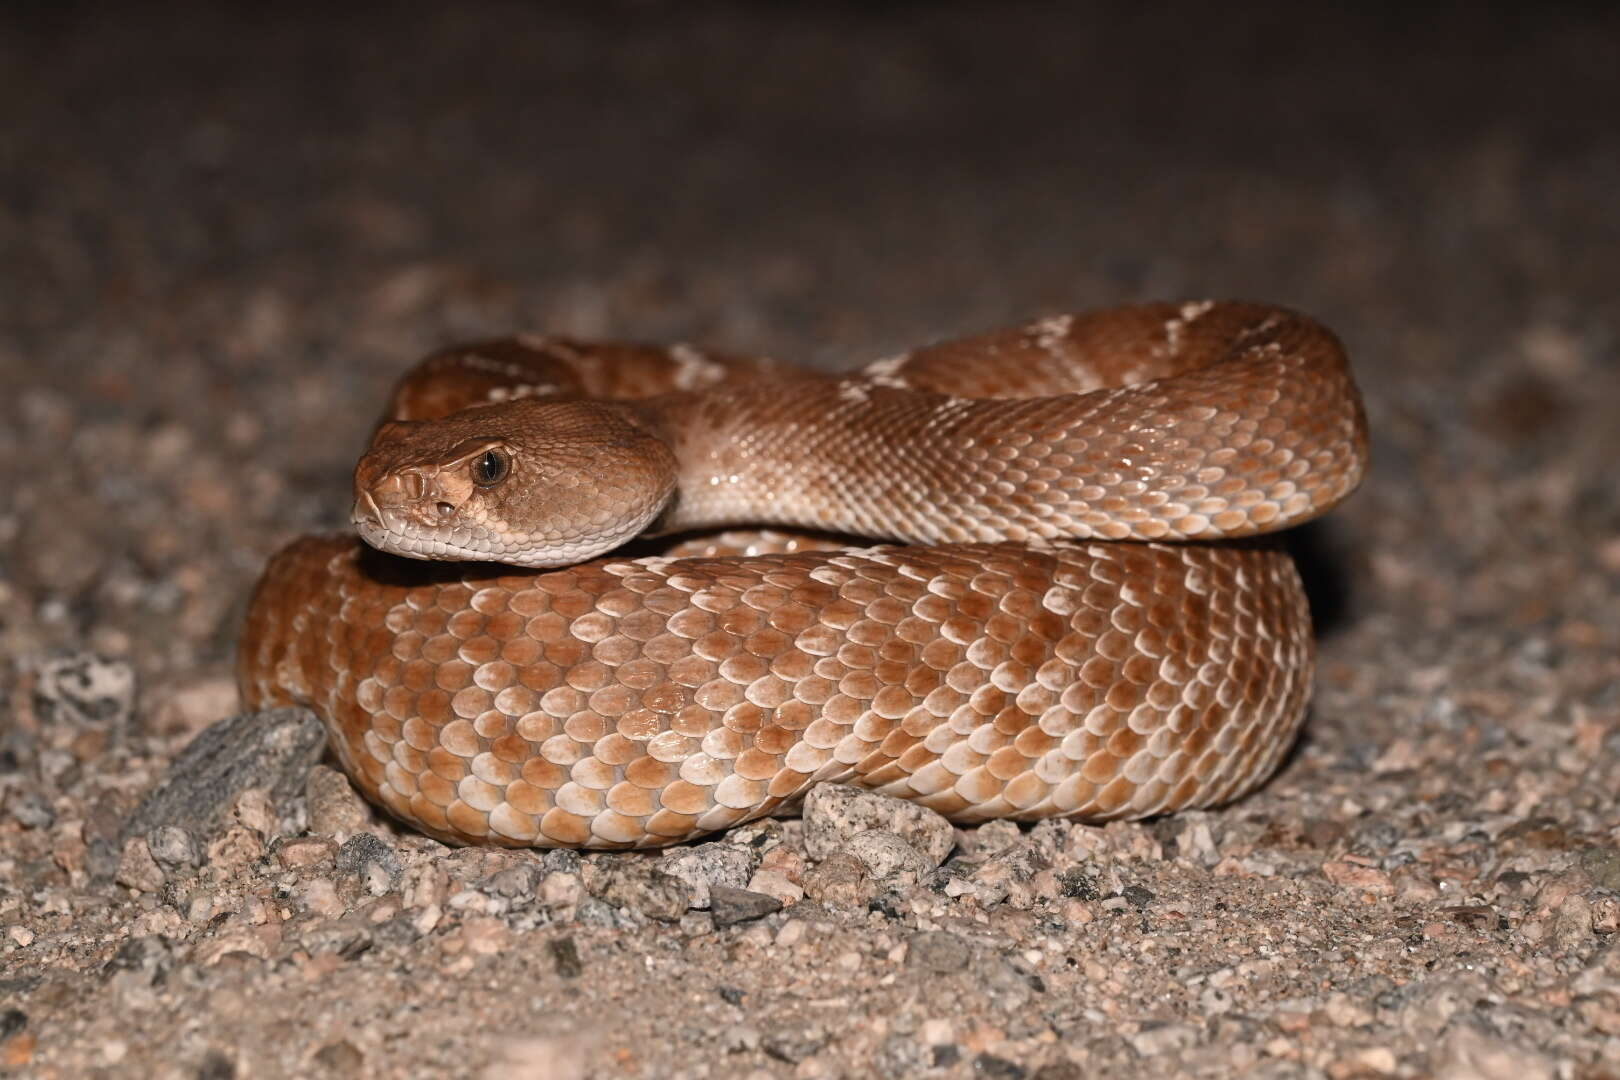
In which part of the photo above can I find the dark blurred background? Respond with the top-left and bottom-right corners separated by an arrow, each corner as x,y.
2,2 -> 1617,677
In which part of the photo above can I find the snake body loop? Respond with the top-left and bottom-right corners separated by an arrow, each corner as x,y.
239,301 -> 1367,848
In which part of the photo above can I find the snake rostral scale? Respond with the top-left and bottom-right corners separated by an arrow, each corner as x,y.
238,301 -> 1368,848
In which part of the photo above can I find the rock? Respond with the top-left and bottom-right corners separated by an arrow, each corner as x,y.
1551,891 -> 1595,949
1432,1025 -> 1555,1080
709,886 -> 783,927
114,837 -> 166,893
231,787 -> 277,838
30,653 -> 136,731
457,915 -> 510,956
296,916 -> 372,959
549,936 -> 584,978
311,1040 -> 364,1073
296,878 -> 346,918
1163,811 -> 1224,867
724,818 -> 787,854
195,1049 -> 237,1079
1321,859 -> 1395,897
661,842 -> 756,909
272,837 -> 338,870
972,1054 -> 1027,1079
539,871 -> 583,912
336,833 -> 402,895
1128,1021 -> 1198,1056
963,819 -> 1023,855
1349,1046 -> 1399,1075
205,826 -> 266,872
483,863 -> 541,900
761,1023 -> 827,1064
964,842 -> 1050,908
102,936 -> 175,984
905,931 -> 972,974
801,785 -> 955,867
845,830 -> 934,882
1397,973 -> 1493,1038
124,708 -> 325,845
305,765 -> 375,840
875,1034 -> 934,1075
1031,1064 -> 1085,1080
746,868 -> 805,907
977,954 -> 1042,1012
145,825 -> 198,871
584,860 -> 691,921
541,848 -> 582,875
6,788 -> 55,830
801,852 -> 876,908
1579,845 -> 1620,892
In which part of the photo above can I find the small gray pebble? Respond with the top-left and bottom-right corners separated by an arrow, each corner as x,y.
762,1023 -> 828,1064
335,833 -> 401,890
146,825 -> 199,870
484,864 -> 541,899
103,935 -> 175,981
973,1053 -> 1027,1079
661,842 -> 755,908
1128,1021 -> 1199,1057
7,789 -> 55,830
586,862 -> 690,921
549,935 -> 584,977
297,918 -> 372,959
574,897 -> 622,928
304,765 -> 373,838
311,1040 -> 364,1073
541,849 -> 582,875
31,652 -> 136,731
906,930 -> 972,973
875,1033 -> 933,1074
802,785 -> 955,867
709,885 -> 783,927
1578,846 -> 1620,892
196,1048 -> 237,1080
846,829 -> 932,881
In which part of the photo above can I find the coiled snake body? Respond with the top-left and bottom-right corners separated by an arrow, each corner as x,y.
239,302 -> 1367,848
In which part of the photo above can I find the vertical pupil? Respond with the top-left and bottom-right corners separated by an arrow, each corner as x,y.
479,451 -> 501,481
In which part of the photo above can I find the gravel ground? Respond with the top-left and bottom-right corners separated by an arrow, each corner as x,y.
3,4 -> 1620,1078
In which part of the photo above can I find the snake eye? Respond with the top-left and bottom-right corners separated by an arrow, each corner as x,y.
471,448 -> 509,487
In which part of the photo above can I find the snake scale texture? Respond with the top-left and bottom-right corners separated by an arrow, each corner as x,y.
238,301 -> 1368,848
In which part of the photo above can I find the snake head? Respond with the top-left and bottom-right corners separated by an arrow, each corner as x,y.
352,399 -> 677,568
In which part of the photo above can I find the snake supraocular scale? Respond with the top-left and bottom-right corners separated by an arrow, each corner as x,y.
238,301 -> 1367,848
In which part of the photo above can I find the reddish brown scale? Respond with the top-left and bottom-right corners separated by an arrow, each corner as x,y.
240,534 -> 1313,847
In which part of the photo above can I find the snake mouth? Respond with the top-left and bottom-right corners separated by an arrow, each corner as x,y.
351,496 -> 495,562
350,498 -> 617,568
